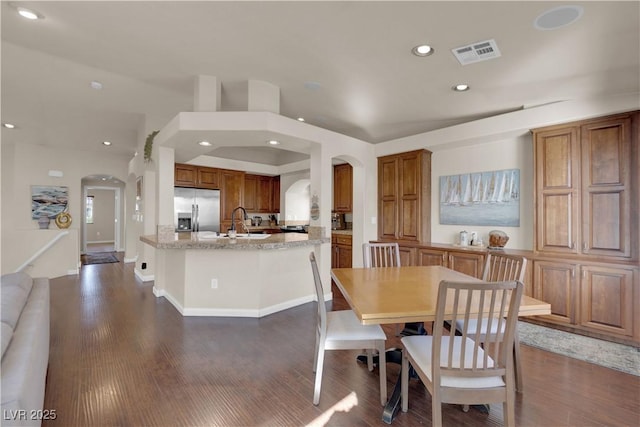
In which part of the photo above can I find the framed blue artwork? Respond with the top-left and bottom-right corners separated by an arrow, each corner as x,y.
31,185 -> 69,219
439,169 -> 520,226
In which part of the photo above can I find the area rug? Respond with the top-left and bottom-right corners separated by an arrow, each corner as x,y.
518,321 -> 640,376
81,252 -> 119,265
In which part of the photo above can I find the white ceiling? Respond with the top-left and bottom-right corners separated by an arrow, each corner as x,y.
2,1 -> 639,165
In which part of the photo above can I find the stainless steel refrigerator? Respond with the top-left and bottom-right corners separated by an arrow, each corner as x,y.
174,188 -> 221,232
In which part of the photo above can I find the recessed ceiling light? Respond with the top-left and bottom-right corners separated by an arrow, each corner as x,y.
198,141 -> 212,146
90,81 -> 103,90
267,140 -> 280,146
3,123 -> 16,129
412,44 -> 435,57
297,117 -> 305,122
16,7 -> 42,20
452,84 -> 470,92
534,5 -> 584,30
102,141 -> 112,146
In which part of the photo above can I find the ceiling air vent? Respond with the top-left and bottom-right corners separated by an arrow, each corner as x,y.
452,39 -> 501,65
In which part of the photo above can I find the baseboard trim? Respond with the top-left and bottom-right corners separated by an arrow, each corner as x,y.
134,268 -> 154,282
157,291 -> 323,318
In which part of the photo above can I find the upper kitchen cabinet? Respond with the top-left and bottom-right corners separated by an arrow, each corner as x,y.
220,169 -> 245,232
174,163 -> 219,189
333,163 -> 353,212
244,174 -> 274,213
271,176 -> 280,213
533,111 -> 638,260
378,149 -> 432,242
175,164 -> 197,187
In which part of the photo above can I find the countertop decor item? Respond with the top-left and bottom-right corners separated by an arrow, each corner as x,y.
488,230 -> 509,248
144,130 -> 159,163
55,212 -> 72,229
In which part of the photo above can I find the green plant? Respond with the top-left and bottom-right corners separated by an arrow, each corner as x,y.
144,130 -> 159,162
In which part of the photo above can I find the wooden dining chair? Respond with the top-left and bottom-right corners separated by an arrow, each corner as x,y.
362,242 -> 423,336
362,242 -> 401,268
401,279 -> 523,427
451,253 -> 528,391
309,252 -> 387,406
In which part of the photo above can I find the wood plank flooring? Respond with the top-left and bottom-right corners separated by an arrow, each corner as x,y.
42,256 -> 640,426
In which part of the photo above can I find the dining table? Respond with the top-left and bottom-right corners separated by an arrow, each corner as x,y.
330,265 -> 551,424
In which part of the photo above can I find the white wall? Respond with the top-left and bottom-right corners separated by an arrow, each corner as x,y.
85,188 -> 116,243
430,135 -> 533,249
1,142 -> 129,277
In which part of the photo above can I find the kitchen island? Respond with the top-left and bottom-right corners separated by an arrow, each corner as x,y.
141,231 -> 330,317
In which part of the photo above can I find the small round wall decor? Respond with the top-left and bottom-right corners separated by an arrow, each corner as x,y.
55,212 -> 72,229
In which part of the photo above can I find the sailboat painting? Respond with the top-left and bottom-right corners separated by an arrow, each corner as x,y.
439,169 -> 520,226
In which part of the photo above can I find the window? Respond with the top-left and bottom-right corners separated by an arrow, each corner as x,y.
86,195 -> 94,224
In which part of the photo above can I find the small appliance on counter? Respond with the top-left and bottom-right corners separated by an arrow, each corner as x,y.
251,216 -> 263,226
331,213 -> 346,230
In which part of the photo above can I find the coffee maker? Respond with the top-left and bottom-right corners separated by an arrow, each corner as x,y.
331,212 -> 346,230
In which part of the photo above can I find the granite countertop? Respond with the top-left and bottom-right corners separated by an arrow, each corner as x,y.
331,229 -> 352,235
141,231 -> 329,250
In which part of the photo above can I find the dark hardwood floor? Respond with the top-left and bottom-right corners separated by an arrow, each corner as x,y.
43,255 -> 640,426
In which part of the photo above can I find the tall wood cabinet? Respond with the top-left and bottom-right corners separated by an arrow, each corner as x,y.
219,169 -> 245,232
532,111 -> 639,344
333,163 -> 353,212
378,149 -> 431,242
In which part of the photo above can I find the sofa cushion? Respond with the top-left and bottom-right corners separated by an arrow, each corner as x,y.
1,277 -> 32,329
1,322 -> 13,360
1,272 -> 33,293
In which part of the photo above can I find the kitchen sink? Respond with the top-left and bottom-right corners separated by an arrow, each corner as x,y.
235,233 -> 271,239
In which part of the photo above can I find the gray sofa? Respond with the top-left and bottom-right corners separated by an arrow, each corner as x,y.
1,272 -> 50,427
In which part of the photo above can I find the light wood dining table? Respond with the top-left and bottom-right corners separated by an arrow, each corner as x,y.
330,265 -> 551,424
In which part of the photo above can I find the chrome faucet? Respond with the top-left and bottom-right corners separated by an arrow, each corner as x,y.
230,206 -> 248,232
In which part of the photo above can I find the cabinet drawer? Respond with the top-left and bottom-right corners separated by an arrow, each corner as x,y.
334,235 -> 352,246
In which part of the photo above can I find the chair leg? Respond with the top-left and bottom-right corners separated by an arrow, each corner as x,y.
377,341 -> 387,406
313,344 -> 325,405
367,349 -> 374,372
432,391 -> 443,427
514,328 -> 524,392
401,352 -> 409,412
313,333 -> 320,373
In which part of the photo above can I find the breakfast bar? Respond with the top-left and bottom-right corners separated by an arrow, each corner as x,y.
142,231 -> 329,317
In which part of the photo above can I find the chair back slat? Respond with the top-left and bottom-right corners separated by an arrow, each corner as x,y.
363,243 -> 401,268
483,253 -> 527,283
309,252 -> 327,336
433,280 -> 523,381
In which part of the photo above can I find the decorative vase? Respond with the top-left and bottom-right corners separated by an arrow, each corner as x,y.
488,230 -> 509,248
38,215 -> 51,229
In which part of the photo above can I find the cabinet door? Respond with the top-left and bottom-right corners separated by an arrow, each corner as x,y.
398,154 -> 420,241
533,260 -> 578,325
220,169 -> 245,229
337,244 -> 353,268
331,244 -> 339,268
196,167 -> 219,189
256,176 -> 272,213
334,164 -> 353,212
580,265 -> 634,337
447,251 -> 484,278
243,175 -> 258,211
378,157 -> 399,239
271,176 -> 280,213
581,115 -> 632,258
416,248 -> 446,267
175,163 -> 197,187
398,246 -> 416,266
534,127 -> 580,254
